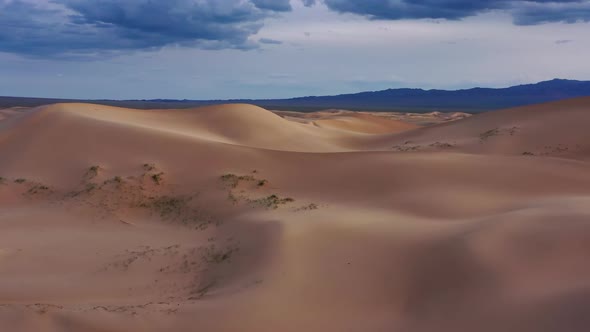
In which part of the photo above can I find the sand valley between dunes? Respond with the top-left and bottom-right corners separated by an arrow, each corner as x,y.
1,99 -> 590,331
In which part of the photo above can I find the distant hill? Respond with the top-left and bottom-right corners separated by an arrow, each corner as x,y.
2,79 -> 590,113
264,79 -> 590,111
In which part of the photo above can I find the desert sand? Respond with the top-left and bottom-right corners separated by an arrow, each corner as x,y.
1,99 -> 590,331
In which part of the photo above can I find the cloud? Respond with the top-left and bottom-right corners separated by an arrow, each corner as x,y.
322,0 -> 590,25
555,39 -> 574,44
251,0 -> 291,11
0,0 -> 303,58
2,0 -> 589,59
512,1 -> 590,25
259,38 -> 283,45
323,0 -> 506,20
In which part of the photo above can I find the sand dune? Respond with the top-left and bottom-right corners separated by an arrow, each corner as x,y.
370,97 -> 590,160
1,100 -> 590,331
0,103 -> 363,153
276,110 -> 419,134
277,108 -> 470,127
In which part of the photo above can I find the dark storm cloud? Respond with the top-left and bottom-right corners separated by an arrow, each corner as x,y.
323,0 -> 508,20
2,0 -> 589,59
512,1 -> 590,25
0,0 -> 295,57
323,0 -> 590,25
251,0 -> 292,11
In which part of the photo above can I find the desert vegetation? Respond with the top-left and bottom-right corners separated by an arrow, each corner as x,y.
85,165 -> 100,180
27,184 -> 50,195
479,126 -> 520,143
151,172 -> 164,185
219,172 -> 300,210
249,194 -> 295,209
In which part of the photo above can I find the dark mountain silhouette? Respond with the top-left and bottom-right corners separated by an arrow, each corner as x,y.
2,79 -> 590,113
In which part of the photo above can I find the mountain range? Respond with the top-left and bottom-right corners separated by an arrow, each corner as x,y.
2,79 -> 590,112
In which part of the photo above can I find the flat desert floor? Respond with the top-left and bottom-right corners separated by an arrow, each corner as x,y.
1,99 -> 590,331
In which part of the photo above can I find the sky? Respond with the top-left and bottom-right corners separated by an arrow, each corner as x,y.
0,0 -> 589,100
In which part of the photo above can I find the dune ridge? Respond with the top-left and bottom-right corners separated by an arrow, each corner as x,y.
1,103 -> 391,154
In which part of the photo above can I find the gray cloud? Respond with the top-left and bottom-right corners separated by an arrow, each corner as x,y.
555,39 -> 574,44
323,0 -> 507,20
0,0 -> 298,58
322,0 -> 590,25
251,0 -> 292,11
2,0 -> 589,60
259,38 -> 283,45
512,1 -> 590,25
